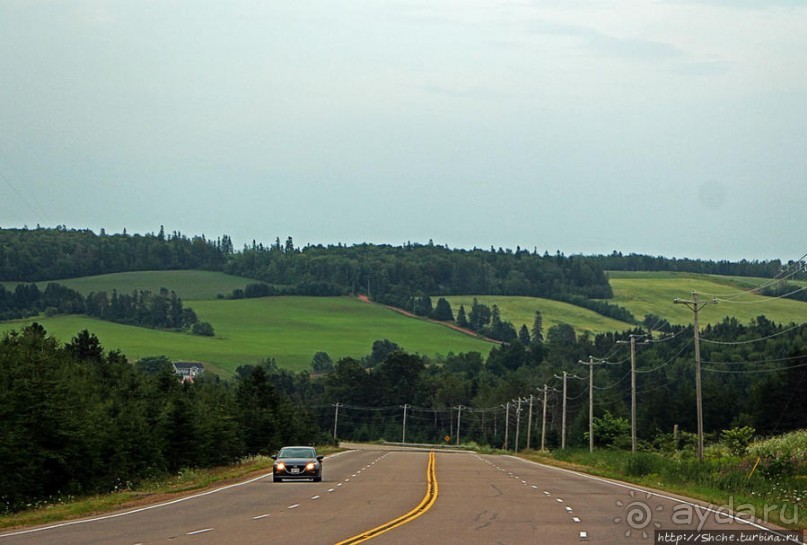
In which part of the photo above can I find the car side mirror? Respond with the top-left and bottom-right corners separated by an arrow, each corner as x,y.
271,455 -> 277,460
316,455 -> 324,462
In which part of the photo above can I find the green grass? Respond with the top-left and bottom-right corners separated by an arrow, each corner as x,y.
607,271 -> 806,327
1,270 -> 256,300
0,297 -> 494,376
442,274 -> 805,337
442,295 -> 635,336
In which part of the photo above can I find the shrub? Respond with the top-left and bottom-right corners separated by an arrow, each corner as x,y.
722,426 -> 755,457
191,322 -> 215,336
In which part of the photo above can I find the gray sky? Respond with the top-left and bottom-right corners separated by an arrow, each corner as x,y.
1,0 -> 805,261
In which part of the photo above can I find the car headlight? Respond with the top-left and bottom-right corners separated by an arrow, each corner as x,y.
275,462 -> 286,471
306,462 -> 316,471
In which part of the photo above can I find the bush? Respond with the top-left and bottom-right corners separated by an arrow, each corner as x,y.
722,426 -> 755,457
586,411 -> 630,449
191,322 -> 215,336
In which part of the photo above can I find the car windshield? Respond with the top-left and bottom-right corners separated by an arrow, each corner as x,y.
278,447 -> 316,459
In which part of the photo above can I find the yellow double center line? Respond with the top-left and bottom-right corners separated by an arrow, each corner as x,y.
335,451 -> 438,545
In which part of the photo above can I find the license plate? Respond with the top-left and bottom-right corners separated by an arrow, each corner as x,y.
290,468 -> 301,474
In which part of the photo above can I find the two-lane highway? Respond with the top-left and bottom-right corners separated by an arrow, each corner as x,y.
1,445 -> 800,545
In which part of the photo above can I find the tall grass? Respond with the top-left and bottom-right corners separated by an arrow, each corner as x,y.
533,436 -> 807,529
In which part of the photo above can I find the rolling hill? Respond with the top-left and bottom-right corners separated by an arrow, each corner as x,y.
1,270 -> 804,374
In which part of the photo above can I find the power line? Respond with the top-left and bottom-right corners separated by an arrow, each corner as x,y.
699,252 -> 807,301
702,355 -> 805,366
716,285 -> 806,305
635,339 -> 694,374
703,362 -> 807,375
701,323 -> 804,345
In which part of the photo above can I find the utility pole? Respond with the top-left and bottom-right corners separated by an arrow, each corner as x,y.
456,405 -> 463,446
526,394 -> 534,451
541,385 -> 548,451
674,292 -> 717,462
503,402 -> 510,450
561,372 -> 567,449
514,398 -> 522,454
618,334 -> 648,454
555,371 -> 584,451
579,356 -> 598,453
402,404 -> 409,444
333,403 -> 341,441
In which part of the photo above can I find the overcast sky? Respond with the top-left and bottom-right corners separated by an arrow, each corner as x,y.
1,0 -> 804,261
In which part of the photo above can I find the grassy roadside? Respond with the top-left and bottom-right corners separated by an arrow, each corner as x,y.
514,449 -> 805,530
0,446 -> 343,531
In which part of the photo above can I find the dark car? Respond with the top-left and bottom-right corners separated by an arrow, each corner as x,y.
272,446 -> 324,482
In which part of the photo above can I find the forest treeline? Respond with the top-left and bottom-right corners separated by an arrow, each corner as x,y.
2,315 -> 805,512
0,282 -> 211,334
1,227 -> 798,310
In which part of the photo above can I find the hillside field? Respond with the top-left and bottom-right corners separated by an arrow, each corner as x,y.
607,271 -> 806,327
1,270 -> 256,300
443,272 -> 805,336
0,296 -> 494,376
441,295 -> 633,336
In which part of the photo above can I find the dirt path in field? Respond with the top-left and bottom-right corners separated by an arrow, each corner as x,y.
355,295 -> 501,344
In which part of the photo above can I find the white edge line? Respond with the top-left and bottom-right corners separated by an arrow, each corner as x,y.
187,528 -> 213,535
0,450 -> 357,539
505,455 -> 790,536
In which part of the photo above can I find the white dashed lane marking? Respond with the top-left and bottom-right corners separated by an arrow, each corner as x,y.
476,455 -> 591,542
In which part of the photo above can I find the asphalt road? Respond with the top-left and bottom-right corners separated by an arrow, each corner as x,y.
1,445 -> 801,545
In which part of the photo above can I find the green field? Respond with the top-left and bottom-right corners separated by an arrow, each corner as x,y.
607,271 -> 807,327
1,270 -> 255,300
443,272 -> 806,336
441,295 -> 633,336
0,296 -> 494,376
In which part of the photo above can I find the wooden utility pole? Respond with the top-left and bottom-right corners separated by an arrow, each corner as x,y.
526,394 -> 534,451
618,334 -> 648,454
541,385 -> 548,451
514,398 -> 522,454
561,372 -> 567,450
333,403 -> 341,440
578,356 -> 598,453
503,402 -> 510,450
674,292 -> 716,462
402,404 -> 409,444
456,405 -> 463,446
